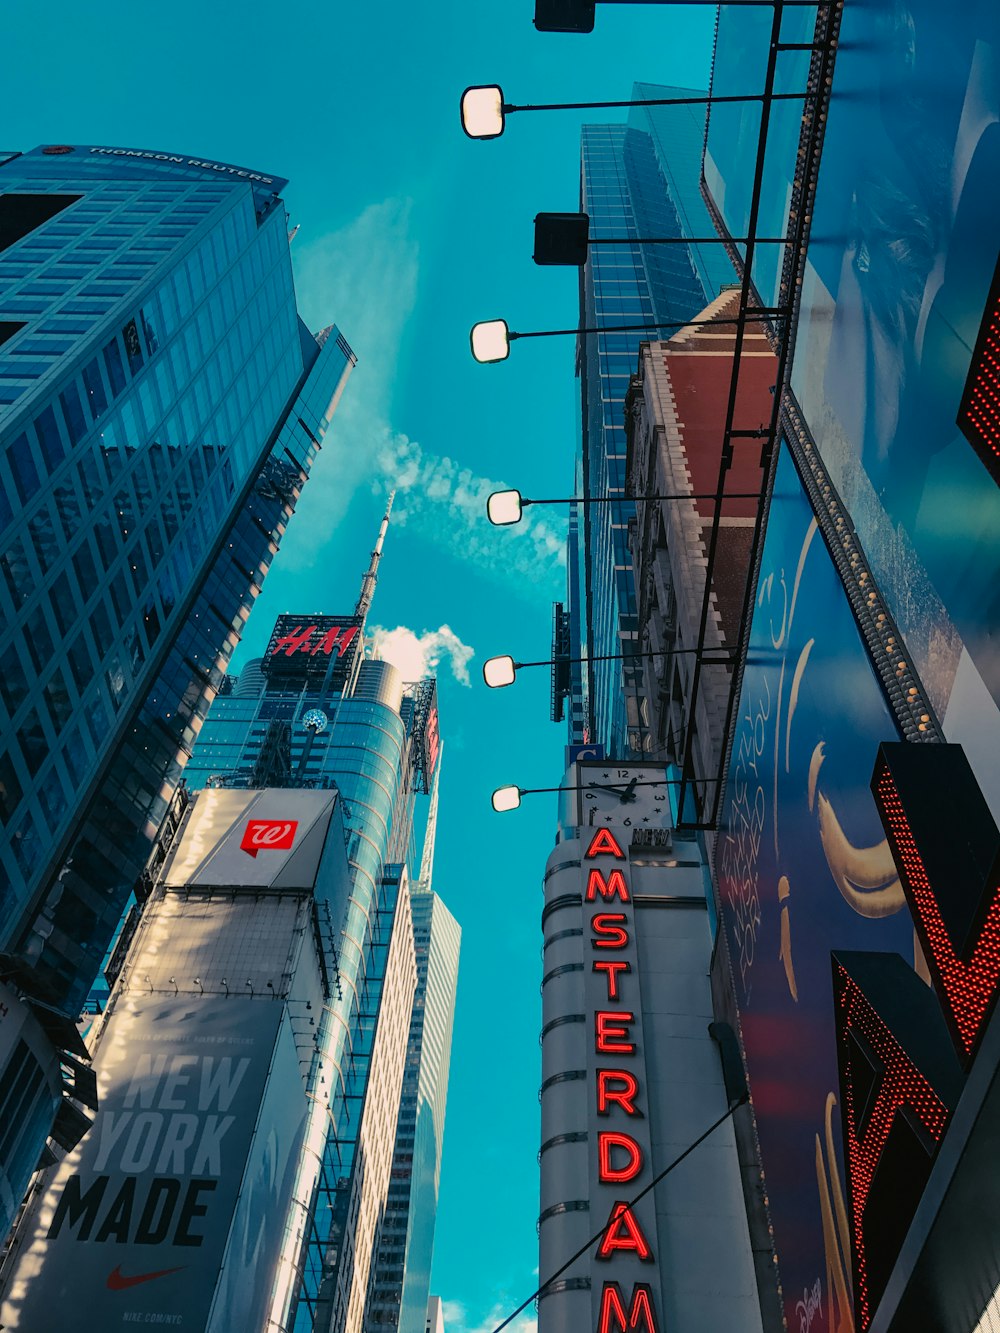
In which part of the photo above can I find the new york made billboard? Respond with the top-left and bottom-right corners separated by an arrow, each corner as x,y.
715,442 -> 915,1333
1,997 -> 283,1331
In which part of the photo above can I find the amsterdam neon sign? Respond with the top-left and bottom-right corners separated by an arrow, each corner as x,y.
584,827 -> 659,1331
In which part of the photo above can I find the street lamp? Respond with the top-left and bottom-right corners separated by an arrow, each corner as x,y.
487,487 -> 764,525
470,311 -> 784,364
460,84 -> 811,141
533,212 -> 785,266
492,784 -> 523,812
491,776 -> 700,813
533,0 -> 824,34
483,647 -> 734,688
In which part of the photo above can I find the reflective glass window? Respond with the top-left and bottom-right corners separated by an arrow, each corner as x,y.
0,640 -> 29,716
25,608 -> 54,675
1,537 -> 33,608
82,357 -> 108,420
103,338 -> 126,396
0,751 -> 23,822
59,383 -> 86,448
72,539 -> 97,598
16,709 -> 46,777
6,433 -> 39,503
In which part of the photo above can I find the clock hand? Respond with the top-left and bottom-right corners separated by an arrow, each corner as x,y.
619,778 -> 639,804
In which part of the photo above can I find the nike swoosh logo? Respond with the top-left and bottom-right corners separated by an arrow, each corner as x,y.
107,1264 -> 184,1290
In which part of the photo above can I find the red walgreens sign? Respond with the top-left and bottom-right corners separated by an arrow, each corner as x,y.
241,820 -> 298,858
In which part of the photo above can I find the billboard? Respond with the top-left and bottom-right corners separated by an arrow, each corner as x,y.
707,0 -> 1000,815
715,442 -> 916,1331
261,613 -> 362,686
0,996 -> 283,1331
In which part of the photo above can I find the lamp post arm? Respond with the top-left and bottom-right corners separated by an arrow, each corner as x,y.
587,235 -> 786,246
511,311 -> 786,341
514,647 -> 737,669
522,490 -> 763,507
505,91 -> 810,114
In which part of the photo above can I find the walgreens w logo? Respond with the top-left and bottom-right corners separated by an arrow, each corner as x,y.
240,819 -> 298,857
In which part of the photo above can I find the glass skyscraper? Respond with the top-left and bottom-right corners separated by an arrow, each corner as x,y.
0,143 -> 353,1237
569,89 -> 735,756
367,874 -> 461,1331
182,549 -> 456,1329
0,143 -> 355,1005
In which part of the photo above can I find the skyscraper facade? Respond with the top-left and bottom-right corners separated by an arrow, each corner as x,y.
0,143 -> 354,1237
176,513 -> 456,1331
183,644 -> 439,1330
568,90 -> 734,758
367,881 -> 460,1332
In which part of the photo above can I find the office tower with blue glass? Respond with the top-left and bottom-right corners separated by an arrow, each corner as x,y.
566,89 -> 734,756
366,774 -> 461,1333
176,514 -> 458,1332
0,144 -> 354,1240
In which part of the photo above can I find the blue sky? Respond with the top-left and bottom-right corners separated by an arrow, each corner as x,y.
4,3 -> 716,1327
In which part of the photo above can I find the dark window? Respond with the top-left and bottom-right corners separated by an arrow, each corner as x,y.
109,570 -> 131,624
59,383 -> 87,447
60,722 -> 89,786
66,632 -> 93,693
82,358 -> 108,420
25,607 -> 54,675
49,571 -> 78,635
44,670 -> 73,731
28,505 -> 59,572
0,193 -> 81,252
34,404 -> 64,470
1,537 -> 34,607
53,483 -> 82,542
0,751 -> 23,823
0,321 -> 26,347
0,640 -> 29,716
6,433 -> 39,503
37,766 -> 68,826
103,338 -> 126,396
16,709 -> 47,776
72,540 -> 97,597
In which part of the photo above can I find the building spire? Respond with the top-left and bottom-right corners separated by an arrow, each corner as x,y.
416,745 -> 443,893
355,490 -> 395,622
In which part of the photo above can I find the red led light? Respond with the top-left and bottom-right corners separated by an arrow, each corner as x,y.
596,1011 -> 636,1055
874,763 -> 1000,1058
586,828 -> 626,860
592,913 -> 630,949
586,868 -> 630,902
596,1069 -> 642,1117
957,260 -> 1000,483
596,1202 -> 653,1261
597,1282 -> 658,1333
594,959 -> 631,1001
834,962 -> 952,1331
598,1131 -> 644,1183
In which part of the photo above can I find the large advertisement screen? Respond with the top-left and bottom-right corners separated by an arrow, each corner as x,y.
1,997 -> 282,1332
715,442 -> 916,1330
708,0 -> 1000,815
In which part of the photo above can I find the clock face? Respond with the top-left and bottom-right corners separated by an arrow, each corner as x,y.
577,764 -> 671,830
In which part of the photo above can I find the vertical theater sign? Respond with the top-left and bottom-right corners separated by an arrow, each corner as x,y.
538,760 -> 761,1333
582,825 -> 661,1333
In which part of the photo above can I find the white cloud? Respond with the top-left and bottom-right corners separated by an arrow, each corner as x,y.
441,1299 -> 537,1333
369,624 -> 474,687
279,202 -> 565,599
372,430 -> 566,590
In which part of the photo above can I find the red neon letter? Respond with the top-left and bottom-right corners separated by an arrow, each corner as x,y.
586,828 -> 626,860
587,868 -> 630,902
598,1131 -> 643,1184
597,1069 -> 641,1117
596,1011 -> 635,1055
311,624 -> 360,658
596,1202 -> 653,1262
592,913 -> 629,949
272,624 -> 317,656
598,1282 -> 658,1333
594,959 -> 630,1001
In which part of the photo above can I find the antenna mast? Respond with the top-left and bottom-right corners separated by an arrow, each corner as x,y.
355,489 -> 395,622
